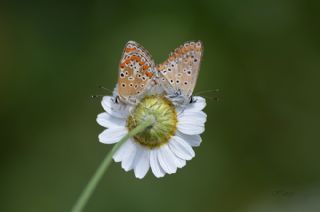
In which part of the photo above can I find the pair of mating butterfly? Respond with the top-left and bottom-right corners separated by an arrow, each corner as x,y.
114,40 -> 203,105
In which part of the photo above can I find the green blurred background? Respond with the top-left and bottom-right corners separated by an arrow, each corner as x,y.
1,0 -> 320,211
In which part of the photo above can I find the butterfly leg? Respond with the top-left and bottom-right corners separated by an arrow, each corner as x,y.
189,96 -> 196,103
113,95 -> 120,104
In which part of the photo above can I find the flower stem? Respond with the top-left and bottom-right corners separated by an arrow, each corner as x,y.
71,118 -> 154,212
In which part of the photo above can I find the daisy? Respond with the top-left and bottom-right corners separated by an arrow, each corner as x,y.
96,95 -> 207,179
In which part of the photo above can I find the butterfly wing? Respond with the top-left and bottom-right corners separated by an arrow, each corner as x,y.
156,41 -> 203,102
117,41 -> 155,104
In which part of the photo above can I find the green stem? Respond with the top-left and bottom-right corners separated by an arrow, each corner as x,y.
71,118 -> 154,212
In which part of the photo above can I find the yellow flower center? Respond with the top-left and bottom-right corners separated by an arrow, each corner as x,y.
126,95 -> 177,148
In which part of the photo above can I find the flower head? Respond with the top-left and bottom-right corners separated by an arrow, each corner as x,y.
127,95 -> 177,148
97,94 -> 207,179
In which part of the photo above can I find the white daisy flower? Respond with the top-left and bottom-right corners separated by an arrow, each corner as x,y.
96,95 -> 207,179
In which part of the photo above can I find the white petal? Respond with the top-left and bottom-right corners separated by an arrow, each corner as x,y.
113,140 -> 132,162
121,140 -> 138,171
178,111 -> 207,135
101,96 -> 116,115
176,131 -> 202,147
96,112 -> 125,128
173,154 -> 186,168
150,150 -> 165,178
179,110 -> 207,122
169,136 -> 195,160
101,96 -> 129,118
178,124 -> 204,135
134,147 -> 150,179
185,96 -> 206,112
157,145 -> 177,174
98,127 -> 127,144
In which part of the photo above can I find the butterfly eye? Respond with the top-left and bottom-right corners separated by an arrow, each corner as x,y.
120,72 -> 125,78
128,76 -> 134,81
121,83 -> 126,87
125,71 -> 129,76
170,79 -> 174,84
187,70 -> 192,75
176,80 -> 180,84
184,81 -> 188,85
129,83 -> 133,87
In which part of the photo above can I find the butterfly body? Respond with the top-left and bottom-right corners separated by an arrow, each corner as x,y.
114,41 -> 203,106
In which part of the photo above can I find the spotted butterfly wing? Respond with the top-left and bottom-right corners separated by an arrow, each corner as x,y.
116,41 -> 155,104
156,41 -> 203,104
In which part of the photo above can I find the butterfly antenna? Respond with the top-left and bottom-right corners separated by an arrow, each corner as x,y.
98,85 -> 114,94
194,88 -> 221,96
202,95 -> 222,102
91,85 -> 113,99
91,94 -> 104,99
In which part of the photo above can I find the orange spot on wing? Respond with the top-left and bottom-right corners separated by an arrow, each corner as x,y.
142,65 -> 149,71
125,59 -> 130,64
146,71 -> 153,78
139,61 -> 145,65
125,47 -> 136,53
132,55 -> 140,61
120,63 -> 125,69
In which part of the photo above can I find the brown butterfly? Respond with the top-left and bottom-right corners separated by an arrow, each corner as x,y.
114,41 -> 203,105
156,41 -> 203,104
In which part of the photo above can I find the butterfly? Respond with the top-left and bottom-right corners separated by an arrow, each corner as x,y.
114,41 -> 156,104
114,40 -> 203,105
156,41 -> 203,104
